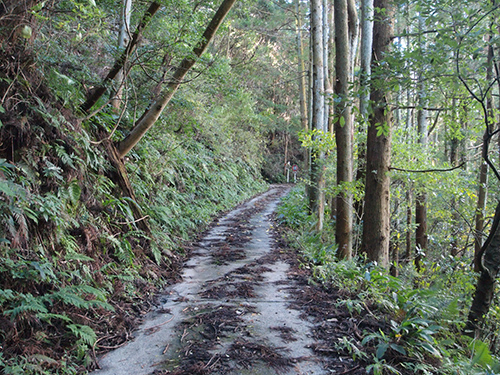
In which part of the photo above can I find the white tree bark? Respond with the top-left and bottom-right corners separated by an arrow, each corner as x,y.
312,0 -> 325,131
323,0 -> 331,131
347,0 -> 359,80
112,0 -> 133,110
308,0 -> 326,230
359,0 -> 374,123
295,0 -> 308,132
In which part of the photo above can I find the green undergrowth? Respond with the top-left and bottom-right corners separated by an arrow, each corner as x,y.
0,101 -> 266,373
276,185 -> 500,375
128,129 -> 268,258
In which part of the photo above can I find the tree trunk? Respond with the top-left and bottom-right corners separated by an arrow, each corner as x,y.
414,14 -> 428,271
323,0 -> 332,130
405,188 -> 412,262
475,151 -> 490,271
359,0 -> 373,124
295,0 -> 308,133
474,37 -> 494,271
347,0 -> 359,79
295,0 -> 309,174
466,201 -> 500,337
334,0 -> 354,259
80,1 -> 161,113
308,0 -> 326,230
415,194 -> 427,270
361,0 -> 393,268
354,0 -> 374,230
327,1 -> 335,134
116,0 -> 238,157
111,0 -> 133,111
450,107 -> 460,256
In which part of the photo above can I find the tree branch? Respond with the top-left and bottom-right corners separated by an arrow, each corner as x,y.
79,2 -> 161,114
390,162 -> 465,173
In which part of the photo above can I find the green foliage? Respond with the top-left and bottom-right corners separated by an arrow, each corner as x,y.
0,0 -> 299,373
275,187 -> 309,229
129,131 -> 266,252
298,129 -> 336,155
276,186 -> 499,374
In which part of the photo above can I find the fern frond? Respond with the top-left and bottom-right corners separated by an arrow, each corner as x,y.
68,180 -> 81,205
67,324 -> 96,346
52,285 -> 114,311
5,293 -> 48,319
51,290 -> 88,309
64,252 -> 94,262
0,288 -> 15,302
53,144 -> 76,169
36,312 -> 72,324
60,234 -> 79,253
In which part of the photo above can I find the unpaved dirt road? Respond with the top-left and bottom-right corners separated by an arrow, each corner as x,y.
92,185 -> 365,375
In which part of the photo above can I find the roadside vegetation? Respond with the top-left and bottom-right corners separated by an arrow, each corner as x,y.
0,1 -> 280,373
277,186 -> 500,375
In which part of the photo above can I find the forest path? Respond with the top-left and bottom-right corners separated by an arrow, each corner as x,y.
92,185 -> 353,375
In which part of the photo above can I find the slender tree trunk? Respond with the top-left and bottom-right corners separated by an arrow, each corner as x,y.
295,0 -> 308,134
475,156 -> 489,271
117,0 -> 238,157
295,0 -> 309,180
474,38 -> 494,271
80,1 -> 161,113
414,14 -> 428,271
308,0 -> 326,230
323,0 -> 331,130
390,239 -> 399,277
347,0 -> 359,79
359,0 -> 373,124
361,0 -> 393,268
450,99 -> 460,256
335,0 -> 353,258
327,1 -> 335,134
111,0 -> 133,111
405,188 -> 412,262
466,201 -> 500,337
354,0 -> 374,227
327,2 -> 336,224
415,195 -> 427,270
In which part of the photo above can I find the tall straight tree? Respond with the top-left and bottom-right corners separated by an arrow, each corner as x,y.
361,0 -> 394,268
354,0 -> 373,222
295,0 -> 309,174
295,0 -> 308,134
323,0 -> 331,129
415,14 -> 428,271
308,0 -> 327,230
117,0 -> 238,157
111,0 -> 133,110
359,0 -> 374,124
334,0 -> 353,258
